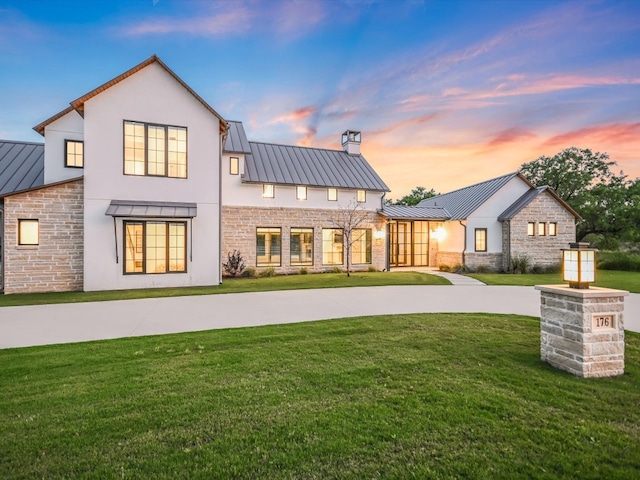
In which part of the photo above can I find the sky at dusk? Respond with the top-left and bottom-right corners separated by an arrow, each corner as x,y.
1,0 -> 639,198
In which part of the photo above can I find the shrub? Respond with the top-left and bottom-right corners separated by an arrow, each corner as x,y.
259,267 -> 276,278
330,266 -> 343,274
367,265 -> 378,272
510,255 -> 531,274
450,263 -> 468,274
222,250 -> 246,277
597,251 -> 640,272
474,264 -> 492,273
530,264 -> 544,274
544,263 -> 562,274
438,264 -> 451,272
298,267 -> 309,275
241,267 -> 257,278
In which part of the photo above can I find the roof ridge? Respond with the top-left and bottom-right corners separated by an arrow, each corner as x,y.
248,140 -> 348,155
0,139 -> 44,146
432,171 -> 518,198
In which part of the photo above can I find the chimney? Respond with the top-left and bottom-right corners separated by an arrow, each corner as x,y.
341,130 -> 361,156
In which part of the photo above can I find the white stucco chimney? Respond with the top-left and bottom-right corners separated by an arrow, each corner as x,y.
341,130 -> 361,156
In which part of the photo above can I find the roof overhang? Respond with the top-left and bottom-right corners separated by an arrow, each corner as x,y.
105,200 -> 197,218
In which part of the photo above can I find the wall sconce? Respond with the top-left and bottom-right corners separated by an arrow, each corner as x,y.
430,226 -> 445,242
562,242 -> 596,289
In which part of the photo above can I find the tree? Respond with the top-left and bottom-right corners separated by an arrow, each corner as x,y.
519,147 -> 636,243
332,201 -> 371,277
388,186 -> 438,206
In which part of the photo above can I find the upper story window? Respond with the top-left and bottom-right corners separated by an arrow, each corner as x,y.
527,222 -> 535,236
124,121 -> 187,178
65,140 -> 83,168
230,157 -> 239,175
538,222 -> 546,236
474,228 -> 487,252
263,184 -> 275,198
356,189 -> 366,203
549,222 -> 557,236
327,188 -> 338,201
296,186 -> 307,200
18,219 -> 39,246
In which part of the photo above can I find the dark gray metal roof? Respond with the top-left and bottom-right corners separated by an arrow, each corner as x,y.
0,140 -> 45,196
498,187 -> 546,221
418,172 -> 525,220
380,205 -> 450,220
242,141 -> 390,191
105,200 -> 197,218
223,120 -> 251,154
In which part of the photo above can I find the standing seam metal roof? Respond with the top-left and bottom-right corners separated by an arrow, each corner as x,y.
0,140 -> 45,196
380,205 -> 451,220
224,121 -> 252,154
418,172 -> 526,220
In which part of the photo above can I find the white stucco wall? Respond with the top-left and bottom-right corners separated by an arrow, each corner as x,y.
465,176 -> 530,253
82,62 -> 222,291
43,110 -> 84,184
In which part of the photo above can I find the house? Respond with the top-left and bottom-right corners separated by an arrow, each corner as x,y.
0,55 -> 389,294
380,172 -> 580,271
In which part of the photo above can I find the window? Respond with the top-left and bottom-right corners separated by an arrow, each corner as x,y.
527,222 -> 535,236
65,140 -> 83,168
296,186 -> 307,200
256,228 -> 281,266
124,221 -> 186,274
356,189 -> 366,203
124,121 -> 187,178
291,228 -> 313,266
327,188 -> 338,201
322,228 -> 343,265
18,219 -> 39,246
263,184 -> 275,198
474,228 -> 487,252
538,223 -> 546,236
230,157 -> 239,175
352,229 -> 372,264
549,222 -> 557,236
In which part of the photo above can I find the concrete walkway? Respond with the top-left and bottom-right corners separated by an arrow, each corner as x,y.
393,266 -> 487,286
1,283 -> 638,349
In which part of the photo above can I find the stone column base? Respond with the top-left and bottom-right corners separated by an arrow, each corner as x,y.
535,285 -> 628,378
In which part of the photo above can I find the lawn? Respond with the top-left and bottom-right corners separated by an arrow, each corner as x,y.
1,313 -> 639,479
468,270 -> 640,293
0,271 -> 449,307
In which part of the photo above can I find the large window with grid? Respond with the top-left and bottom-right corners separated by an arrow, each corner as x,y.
124,121 -> 187,178
352,229 -> 372,264
256,228 -> 281,266
322,228 -> 343,265
474,228 -> 487,252
290,228 -> 313,266
124,221 -> 186,274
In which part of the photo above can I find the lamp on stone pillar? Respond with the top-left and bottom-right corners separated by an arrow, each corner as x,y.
562,242 -> 596,289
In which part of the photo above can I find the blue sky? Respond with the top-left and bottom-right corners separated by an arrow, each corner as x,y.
1,0 -> 639,196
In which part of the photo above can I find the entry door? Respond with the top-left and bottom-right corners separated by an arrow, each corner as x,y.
390,221 -> 412,266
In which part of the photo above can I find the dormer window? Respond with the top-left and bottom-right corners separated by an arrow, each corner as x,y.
65,140 -> 83,168
356,189 -> 366,203
296,186 -> 307,200
263,184 -> 275,198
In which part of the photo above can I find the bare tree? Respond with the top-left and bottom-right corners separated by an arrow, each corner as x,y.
331,201 -> 371,277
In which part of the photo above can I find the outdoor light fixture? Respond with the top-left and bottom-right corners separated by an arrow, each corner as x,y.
562,242 -> 596,289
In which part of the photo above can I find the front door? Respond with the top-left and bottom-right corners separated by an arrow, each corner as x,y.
390,221 -> 412,266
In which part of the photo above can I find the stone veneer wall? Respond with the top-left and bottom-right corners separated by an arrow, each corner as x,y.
464,252 -> 503,271
504,192 -> 576,271
3,179 -> 84,293
435,251 -> 463,268
222,206 -> 386,274
537,285 -> 626,378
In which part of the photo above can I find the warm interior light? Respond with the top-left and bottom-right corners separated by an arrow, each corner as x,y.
562,243 -> 596,289
430,226 -> 445,241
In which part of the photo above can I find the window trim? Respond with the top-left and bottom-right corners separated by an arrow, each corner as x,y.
290,227 -> 314,266
230,157 -> 239,175
263,184 -> 275,198
322,228 -> 344,265
356,189 -> 366,203
327,188 -> 338,201
65,139 -> 84,168
549,222 -> 557,236
18,219 -> 39,246
527,222 -> 535,236
123,220 -> 187,275
352,228 -> 372,265
123,120 -> 188,178
474,228 -> 487,252
256,227 -> 282,267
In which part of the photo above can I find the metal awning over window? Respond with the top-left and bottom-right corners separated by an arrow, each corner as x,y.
105,200 -> 197,218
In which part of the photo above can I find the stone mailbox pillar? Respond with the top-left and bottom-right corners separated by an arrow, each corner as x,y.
535,285 -> 628,378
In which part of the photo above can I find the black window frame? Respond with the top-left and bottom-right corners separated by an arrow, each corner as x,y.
18,219 -> 39,246
123,220 -> 187,275
230,157 -> 239,175
123,120 -> 188,178
474,228 -> 487,252
290,227 -> 314,266
65,139 -> 84,168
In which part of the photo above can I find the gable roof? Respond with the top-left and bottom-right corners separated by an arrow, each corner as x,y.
498,185 -> 581,221
224,120 -> 252,154
0,140 -> 45,196
380,204 -> 450,220
418,172 -> 533,220
34,55 -> 228,136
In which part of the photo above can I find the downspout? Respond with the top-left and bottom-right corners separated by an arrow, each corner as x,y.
218,123 -> 229,285
381,192 -> 390,272
459,220 -> 467,267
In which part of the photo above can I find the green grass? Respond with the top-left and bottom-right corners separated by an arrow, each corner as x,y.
1,313 -> 639,479
0,271 -> 449,307
468,270 -> 640,293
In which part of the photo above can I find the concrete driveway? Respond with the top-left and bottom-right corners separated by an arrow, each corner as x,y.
1,285 -> 638,349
